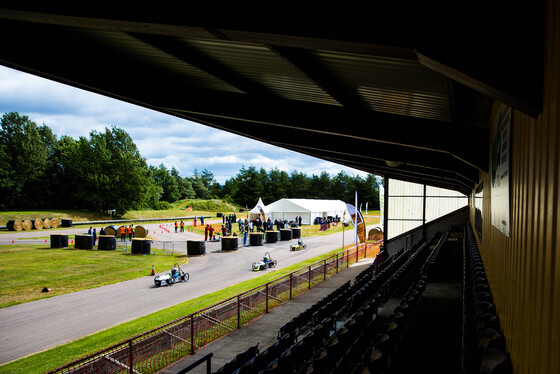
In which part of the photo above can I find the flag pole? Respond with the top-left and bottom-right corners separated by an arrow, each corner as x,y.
354,191 -> 358,246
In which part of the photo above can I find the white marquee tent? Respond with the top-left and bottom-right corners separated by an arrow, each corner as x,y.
264,198 -> 349,225
248,197 -> 269,221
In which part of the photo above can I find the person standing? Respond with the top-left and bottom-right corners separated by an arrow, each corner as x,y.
128,225 -> 134,241
100,227 -> 106,236
120,225 -> 126,241
208,225 -> 215,240
174,221 -> 178,233
92,228 -> 97,245
243,230 -> 248,247
180,220 -> 184,232
205,224 -> 209,241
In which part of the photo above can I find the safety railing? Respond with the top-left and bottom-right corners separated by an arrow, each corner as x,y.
47,242 -> 378,374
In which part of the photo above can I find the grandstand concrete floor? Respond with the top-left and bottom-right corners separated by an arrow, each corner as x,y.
389,236 -> 464,374
162,257 -> 376,374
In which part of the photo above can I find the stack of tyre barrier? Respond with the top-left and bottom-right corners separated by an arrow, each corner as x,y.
223,232 -> 445,373
463,223 -> 512,374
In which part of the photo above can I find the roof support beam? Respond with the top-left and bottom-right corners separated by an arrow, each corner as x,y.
183,112 -> 480,186
160,91 -> 488,172
271,46 -> 370,110
131,33 -> 276,98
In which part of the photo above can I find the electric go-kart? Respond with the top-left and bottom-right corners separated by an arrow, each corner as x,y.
154,263 -> 189,287
290,239 -> 307,251
252,252 -> 277,271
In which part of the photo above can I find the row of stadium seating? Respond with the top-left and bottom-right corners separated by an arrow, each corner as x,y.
463,224 -> 511,374
211,229 -> 446,373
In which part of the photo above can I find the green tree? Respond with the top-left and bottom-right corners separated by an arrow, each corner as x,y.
0,112 -> 54,209
229,165 -> 263,207
287,170 -> 311,198
309,171 -> 333,199
151,164 -> 180,203
53,126 -> 157,214
170,166 -> 196,199
93,126 -> 157,214
189,169 -> 220,199
264,168 -> 289,202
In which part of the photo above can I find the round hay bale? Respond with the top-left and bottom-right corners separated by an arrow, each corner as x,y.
292,227 -> 301,239
131,238 -> 151,254
134,225 -> 148,238
31,219 -> 44,230
22,220 -> 32,230
250,232 -> 264,246
221,236 -> 239,251
187,240 -> 206,255
50,234 -> 69,248
368,227 -> 384,241
75,234 -> 93,249
98,235 -> 117,250
104,225 -> 118,236
265,230 -> 279,243
6,220 -> 23,231
50,218 -> 61,228
42,218 -> 52,229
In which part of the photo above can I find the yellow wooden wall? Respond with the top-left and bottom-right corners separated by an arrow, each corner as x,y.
469,1 -> 559,372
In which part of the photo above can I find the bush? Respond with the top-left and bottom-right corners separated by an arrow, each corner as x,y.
152,201 -> 172,210
185,199 -> 239,212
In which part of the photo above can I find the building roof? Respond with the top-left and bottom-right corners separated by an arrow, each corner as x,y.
0,6 -> 544,195
267,199 -> 347,214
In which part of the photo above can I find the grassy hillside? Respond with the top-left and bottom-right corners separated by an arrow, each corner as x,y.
0,199 -> 242,226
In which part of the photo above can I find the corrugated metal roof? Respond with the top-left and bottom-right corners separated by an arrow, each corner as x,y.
0,11 -> 541,194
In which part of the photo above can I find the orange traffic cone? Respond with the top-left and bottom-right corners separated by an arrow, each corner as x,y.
151,265 -> 155,276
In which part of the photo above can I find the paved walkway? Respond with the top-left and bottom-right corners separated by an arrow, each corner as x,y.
163,256 -> 376,374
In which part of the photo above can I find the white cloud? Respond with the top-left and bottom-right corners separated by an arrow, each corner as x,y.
0,65 -> 371,184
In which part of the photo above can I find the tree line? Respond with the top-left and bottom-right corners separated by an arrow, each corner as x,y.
0,112 -> 380,214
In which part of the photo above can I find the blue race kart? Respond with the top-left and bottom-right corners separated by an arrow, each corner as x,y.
252,252 -> 277,271
154,263 -> 189,287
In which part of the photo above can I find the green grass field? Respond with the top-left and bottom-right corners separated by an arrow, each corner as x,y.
0,245 -> 187,308
0,247 -> 351,374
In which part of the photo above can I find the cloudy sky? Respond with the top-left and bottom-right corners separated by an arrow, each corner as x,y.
0,65 -> 370,184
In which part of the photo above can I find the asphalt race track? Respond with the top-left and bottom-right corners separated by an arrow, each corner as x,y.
0,222 -> 365,365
